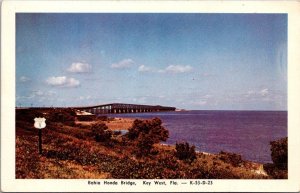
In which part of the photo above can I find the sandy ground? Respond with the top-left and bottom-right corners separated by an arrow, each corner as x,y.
105,117 -> 135,130
75,117 -> 135,130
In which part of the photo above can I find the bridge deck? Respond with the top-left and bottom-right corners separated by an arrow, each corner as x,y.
75,103 -> 176,114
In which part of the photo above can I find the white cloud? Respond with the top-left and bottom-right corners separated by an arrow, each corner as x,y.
79,95 -> 92,100
163,65 -> 193,74
244,89 -> 270,98
190,100 -> 207,106
67,62 -> 91,73
202,72 -> 214,77
247,90 -> 255,95
32,90 -> 56,97
260,88 -> 269,96
34,90 -> 44,96
46,76 -> 80,87
196,101 -> 207,105
17,90 -> 57,102
137,64 -> 193,74
138,65 -> 151,72
19,76 -> 30,82
111,59 -> 134,69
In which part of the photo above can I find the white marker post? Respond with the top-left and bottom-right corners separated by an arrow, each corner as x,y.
34,117 -> 46,154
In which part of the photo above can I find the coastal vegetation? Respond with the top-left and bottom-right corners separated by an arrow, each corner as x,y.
175,142 -> 197,163
16,108 -> 287,179
263,137 -> 288,179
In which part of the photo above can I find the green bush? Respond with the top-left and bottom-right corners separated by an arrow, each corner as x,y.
218,151 -> 244,167
91,123 -> 112,142
270,137 -> 287,169
175,142 -> 196,163
135,133 -> 155,157
127,118 -> 169,142
77,115 -> 96,121
263,163 -> 287,179
16,109 -> 43,122
97,116 -> 108,121
262,137 -> 288,179
157,153 -> 179,170
126,118 -> 169,157
47,108 -> 76,126
113,130 -> 122,136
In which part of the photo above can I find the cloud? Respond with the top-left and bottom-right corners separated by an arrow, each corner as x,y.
189,100 -> 207,106
34,90 -> 44,96
67,62 -> 91,73
79,95 -> 92,100
17,90 -> 56,102
137,64 -> 193,74
31,90 -> 56,97
46,76 -> 80,87
163,65 -> 193,74
138,65 -> 152,72
19,76 -> 30,82
244,89 -> 270,98
132,96 -> 147,104
202,72 -> 214,77
111,59 -> 134,69
203,94 -> 212,99
260,88 -> 269,96
195,101 -> 207,105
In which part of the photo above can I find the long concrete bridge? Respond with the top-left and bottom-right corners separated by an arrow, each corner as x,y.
75,103 -> 176,114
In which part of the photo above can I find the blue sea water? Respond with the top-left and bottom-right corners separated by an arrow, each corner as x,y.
106,110 -> 287,163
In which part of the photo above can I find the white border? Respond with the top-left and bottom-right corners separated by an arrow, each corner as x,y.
1,1 -> 300,192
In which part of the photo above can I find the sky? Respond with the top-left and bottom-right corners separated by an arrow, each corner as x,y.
16,13 -> 287,110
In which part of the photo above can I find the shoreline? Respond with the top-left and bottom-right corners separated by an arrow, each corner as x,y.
81,117 -> 268,175
78,117 -> 268,165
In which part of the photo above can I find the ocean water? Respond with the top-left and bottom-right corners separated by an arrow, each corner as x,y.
106,110 -> 287,163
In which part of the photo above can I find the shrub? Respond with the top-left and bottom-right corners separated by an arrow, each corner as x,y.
77,115 -> 96,121
157,153 -> 179,170
262,137 -> 288,179
126,118 -> 169,157
270,137 -> 287,170
175,142 -> 196,163
97,116 -> 108,121
263,163 -> 287,179
218,151 -> 244,167
91,123 -> 112,142
74,131 -> 93,140
76,123 -> 91,129
47,108 -> 75,126
16,109 -> 43,122
127,118 -> 169,143
113,130 -> 122,136
135,133 -> 155,157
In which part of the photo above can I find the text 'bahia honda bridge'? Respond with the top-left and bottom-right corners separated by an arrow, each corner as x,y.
75,103 -> 176,114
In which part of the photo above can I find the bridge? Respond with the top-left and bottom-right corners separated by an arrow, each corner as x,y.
75,103 -> 176,114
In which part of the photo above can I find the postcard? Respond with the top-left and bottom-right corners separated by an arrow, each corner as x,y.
1,0 -> 300,192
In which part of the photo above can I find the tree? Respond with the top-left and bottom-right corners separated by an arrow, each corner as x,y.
126,117 -> 169,157
91,122 -> 112,142
270,137 -> 287,169
127,117 -> 169,142
175,142 -> 197,162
